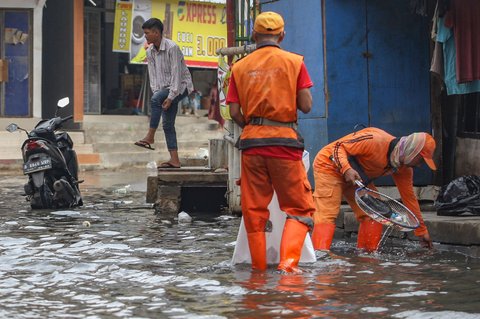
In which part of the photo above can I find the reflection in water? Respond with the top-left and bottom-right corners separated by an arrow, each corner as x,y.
0,172 -> 479,318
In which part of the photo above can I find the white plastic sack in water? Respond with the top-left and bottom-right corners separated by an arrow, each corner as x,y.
231,151 -> 316,265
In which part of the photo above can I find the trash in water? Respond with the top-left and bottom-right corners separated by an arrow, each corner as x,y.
82,221 -> 91,227
178,211 -> 192,224
113,185 -> 131,195
196,148 -> 209,159
361,194 -> 393,217
390,212 -> 406,223
110,200 -> 134,209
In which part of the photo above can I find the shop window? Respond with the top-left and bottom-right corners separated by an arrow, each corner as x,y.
458,92 -> 480,139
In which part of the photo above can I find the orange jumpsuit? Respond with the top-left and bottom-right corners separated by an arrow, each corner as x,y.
313,127 -> 428,237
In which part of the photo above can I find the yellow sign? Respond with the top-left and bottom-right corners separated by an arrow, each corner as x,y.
113,0 -> 133,52
130,0 -> 227,68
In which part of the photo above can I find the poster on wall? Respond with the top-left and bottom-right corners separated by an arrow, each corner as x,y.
128,0 -> 227,68
112,0 -> 133,52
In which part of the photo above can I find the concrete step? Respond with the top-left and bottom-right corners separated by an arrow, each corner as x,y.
0,147 -> 22,160
81,114 -> 212,128
0,135 -> 93,158
98,150 -> 210,168
0,129 -> 85,145
82,119 -> 222,144
78,153 -> 101,165
92,140 -> 211,153
84,129 -> 223,144
0,131 -> 28,146
75,143 -> 95,154
0,114 -> 227,170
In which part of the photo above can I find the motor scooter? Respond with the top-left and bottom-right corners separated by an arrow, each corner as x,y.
6,97 -> 83,209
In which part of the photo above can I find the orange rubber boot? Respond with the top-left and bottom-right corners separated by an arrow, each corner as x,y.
247,232 -> 267,270
277,219 -> 309,273
357,219 -> 383,252
311,223 -> 336,250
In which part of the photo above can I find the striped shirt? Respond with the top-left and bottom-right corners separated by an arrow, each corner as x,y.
146,38 -> 194,100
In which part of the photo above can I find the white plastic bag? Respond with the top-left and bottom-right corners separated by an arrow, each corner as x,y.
231,151 -> 316,265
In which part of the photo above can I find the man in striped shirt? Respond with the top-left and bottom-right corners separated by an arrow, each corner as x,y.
135,18 -> 194,169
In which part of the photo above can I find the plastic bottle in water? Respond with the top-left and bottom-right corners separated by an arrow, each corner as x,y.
113,184 -> 131,195
390,212 -> 403,222
146,161 -> 158,177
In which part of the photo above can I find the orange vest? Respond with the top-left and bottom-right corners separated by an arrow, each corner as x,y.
232,44 -> 304,149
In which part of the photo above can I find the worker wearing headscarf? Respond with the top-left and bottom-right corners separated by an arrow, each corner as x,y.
312,127 -> 436,252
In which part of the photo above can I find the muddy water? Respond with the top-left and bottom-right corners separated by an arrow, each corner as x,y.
0,169 -> 479,318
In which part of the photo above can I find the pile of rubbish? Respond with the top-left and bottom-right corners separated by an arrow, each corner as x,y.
435,175 -> 480,216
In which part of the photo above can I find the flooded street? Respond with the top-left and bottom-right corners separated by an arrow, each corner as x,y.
0,168 -> 479,318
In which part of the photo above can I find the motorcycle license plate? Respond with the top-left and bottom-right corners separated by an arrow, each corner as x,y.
23,157 -> 52,174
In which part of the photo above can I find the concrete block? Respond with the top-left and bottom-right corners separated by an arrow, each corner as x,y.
146,176 -> 157,203
424,217 -> 480,245
157,170 -> 228,184
209,139 -> 227,169
155,185 -> 182,215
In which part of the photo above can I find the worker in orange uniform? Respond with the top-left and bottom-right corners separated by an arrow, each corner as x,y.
311,127 -> 436,252
226,11 -> 316,273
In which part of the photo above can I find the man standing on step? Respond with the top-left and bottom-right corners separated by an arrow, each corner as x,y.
227,11 -> 316,273
134,18 -> 194,169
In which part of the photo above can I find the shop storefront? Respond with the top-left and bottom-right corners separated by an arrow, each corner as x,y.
83,0 -> 226,116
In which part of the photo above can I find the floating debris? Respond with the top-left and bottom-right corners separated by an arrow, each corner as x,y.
178,211 -> 192,224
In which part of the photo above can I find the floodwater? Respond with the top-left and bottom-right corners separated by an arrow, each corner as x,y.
0,168 -> 479,319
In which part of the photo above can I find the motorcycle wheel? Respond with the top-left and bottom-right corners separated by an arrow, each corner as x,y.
29,172 -> 54,209
30,185 -> 51,209
38,184 -> 53,209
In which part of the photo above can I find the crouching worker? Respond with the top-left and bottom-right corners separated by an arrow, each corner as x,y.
226,11 -> 316,273
311,127 -> 436,252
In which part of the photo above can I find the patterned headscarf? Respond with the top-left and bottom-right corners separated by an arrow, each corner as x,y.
389,133 -> 426,168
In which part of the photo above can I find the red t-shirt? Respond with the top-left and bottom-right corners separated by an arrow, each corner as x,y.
227,62 -> 313,160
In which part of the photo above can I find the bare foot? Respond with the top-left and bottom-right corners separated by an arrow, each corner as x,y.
140,137 -> 154,144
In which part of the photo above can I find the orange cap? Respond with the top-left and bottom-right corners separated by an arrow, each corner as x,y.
254,11 -> 284,35
420,133 -> 437,170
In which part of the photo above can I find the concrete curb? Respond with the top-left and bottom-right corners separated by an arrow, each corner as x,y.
339,208 -> 480,247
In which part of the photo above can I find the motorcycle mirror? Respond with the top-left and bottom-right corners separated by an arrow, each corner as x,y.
57,97 -> 70,108
6,123 -> 18,133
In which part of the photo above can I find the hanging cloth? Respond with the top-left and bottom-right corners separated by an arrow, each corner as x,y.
444,0 -> 480,83
437,17 -> 480,95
